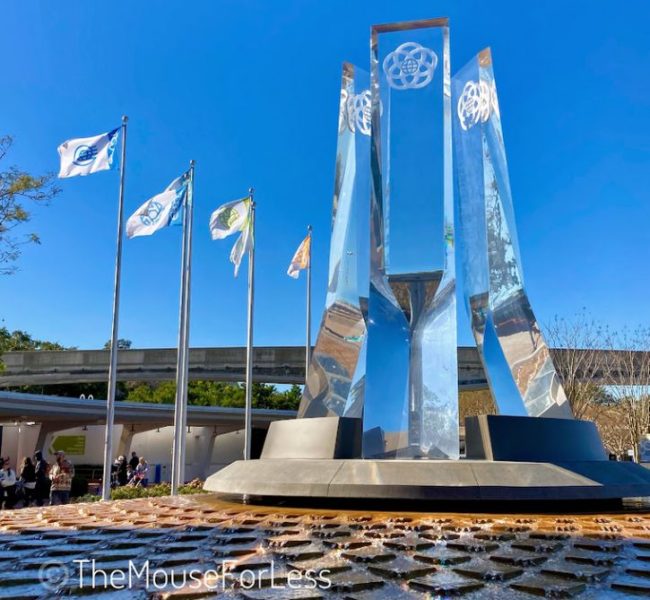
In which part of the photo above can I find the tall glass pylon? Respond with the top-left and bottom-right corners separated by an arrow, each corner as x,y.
297,63 -> 370,418
452,48 -> 573,419
363,19 -> 459,459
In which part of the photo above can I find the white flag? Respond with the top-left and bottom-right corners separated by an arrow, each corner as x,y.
230,218 -> 252,277
287,233 -> 311,278
126,173 -> 188,239
57,128 -> 119,178
209,198 -> 250,240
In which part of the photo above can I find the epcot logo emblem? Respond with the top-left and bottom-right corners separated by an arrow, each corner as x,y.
73,144 -> 98,166
140,201 -> 164,226
218,207 -> 241,229
345,89 -> 371,136
457,79 -> 500,131
382,42 -> 438,90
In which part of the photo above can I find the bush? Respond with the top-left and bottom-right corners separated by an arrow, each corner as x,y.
110,483 -> 170,500
110,480 -> 208,500
72,480 -> 208,502
73,493 -> 101,504
179,478 -> 207,493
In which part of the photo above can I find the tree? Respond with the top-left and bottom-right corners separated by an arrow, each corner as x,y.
103,339 -> 132,350
545,310 -> 611,420
544,312 -> 650,459
0,326 -> 67,352
596,404 -> 631,459
459,389 -> 497,421
0,136 -> 60,275
125,380 -> 301,410
601,326 -> 650,462
0,326 -> 68,372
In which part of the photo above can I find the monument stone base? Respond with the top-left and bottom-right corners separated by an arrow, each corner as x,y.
203,415 -> 650,503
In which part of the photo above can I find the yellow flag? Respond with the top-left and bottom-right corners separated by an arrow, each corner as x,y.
287,233 -> 311,278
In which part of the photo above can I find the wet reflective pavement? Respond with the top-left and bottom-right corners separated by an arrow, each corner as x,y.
1,496 -> 650,598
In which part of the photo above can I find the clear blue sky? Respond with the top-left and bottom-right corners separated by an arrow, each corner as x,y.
1,1 -> 649,350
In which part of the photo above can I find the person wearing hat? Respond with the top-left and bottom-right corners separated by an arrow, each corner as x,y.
0,458 -> 17,509
49,451 -> 74,505
116,455 -> 128,487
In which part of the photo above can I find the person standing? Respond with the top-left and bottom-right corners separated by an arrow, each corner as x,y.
0,458 -> 17,509
19,457 -> 37,507
135,457 -> 149,488
34,450 -> 50,506
49,451 -> 74,505
116,456 -> 128,487
129,451 -> 139,472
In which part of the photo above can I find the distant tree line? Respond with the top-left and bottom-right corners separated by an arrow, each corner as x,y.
0,328 -> 301,410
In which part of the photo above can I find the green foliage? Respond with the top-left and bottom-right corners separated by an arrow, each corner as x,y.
109,482 -> 207,500
151,381 -> 177,404
178,483 -> 209,495
0,326 -> 70,373
73,483 -> 207,503
124,380 -> 301,410
0,326 -> 67,352
104,339 -> 132,350
0,135 -> 60,275
72,493 -> 101,503
125,383 -> 156,403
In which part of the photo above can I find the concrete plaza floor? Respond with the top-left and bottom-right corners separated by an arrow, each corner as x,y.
0,495 -> 649,598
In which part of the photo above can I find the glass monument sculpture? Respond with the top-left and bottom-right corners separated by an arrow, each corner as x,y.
452,48 -> 573,419
363,18 -> 459,459
297,63 -> 370,418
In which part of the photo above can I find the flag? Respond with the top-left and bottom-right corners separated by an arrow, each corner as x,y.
126,173 -> 189,239
230,216 -> 252,277
57,128 -> 119,178
287,233 -> 311,278
209,198 -> 252,276
209,198 -> 250,240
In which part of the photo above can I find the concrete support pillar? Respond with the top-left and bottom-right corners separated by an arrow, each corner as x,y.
193,426 -> 217,481
116,426 -> 134,460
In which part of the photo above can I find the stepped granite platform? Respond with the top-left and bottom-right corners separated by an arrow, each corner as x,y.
204,415 -> 650,503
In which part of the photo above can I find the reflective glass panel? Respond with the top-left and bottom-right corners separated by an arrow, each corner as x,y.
452,48 -> 572,419
298,63 -> 370,418
363,19 -> 459,459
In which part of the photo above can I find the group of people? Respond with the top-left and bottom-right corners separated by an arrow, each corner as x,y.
0,450 -> 74,508
112,452 -> 149,488
0,448 -> 149,509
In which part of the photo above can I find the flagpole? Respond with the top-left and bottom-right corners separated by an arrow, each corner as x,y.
305,225 -> 312,384
101,115 -> 128,502
171,161 -> 194,495
244,188 -> 255,461
179,160 -> 195,487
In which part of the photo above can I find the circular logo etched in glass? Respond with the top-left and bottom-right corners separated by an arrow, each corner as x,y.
383,42 -> 438,90
346,89 -> 372,136
457,79 -> 499,131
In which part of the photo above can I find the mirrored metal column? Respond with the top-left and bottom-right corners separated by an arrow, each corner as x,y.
363,19 -> 458,459
297,63 -> 370,418
452,48 -> 573,419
